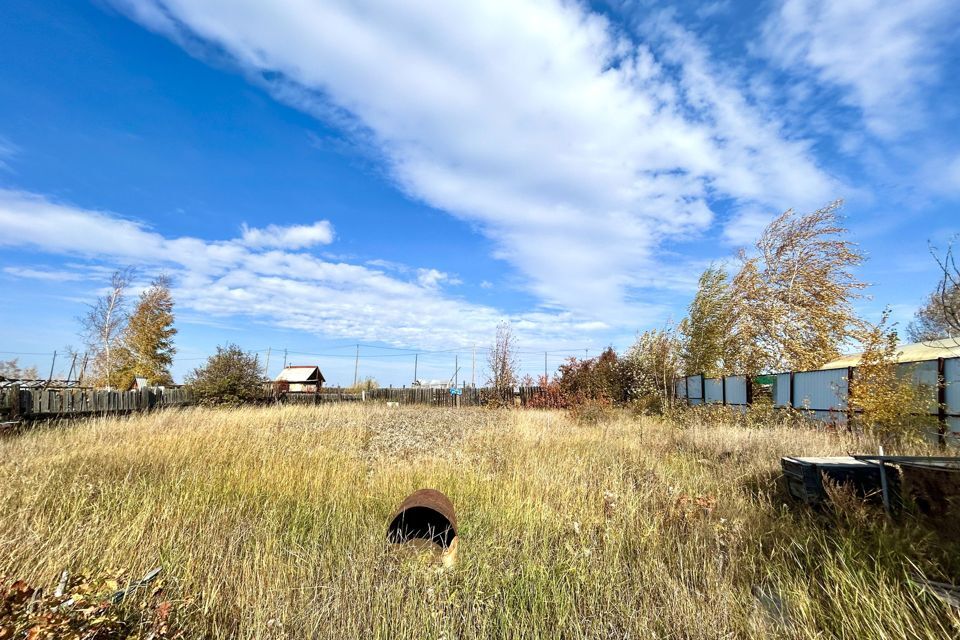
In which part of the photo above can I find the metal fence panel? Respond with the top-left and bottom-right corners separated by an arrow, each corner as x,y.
806,409 -> 848,426
675,379 -> 687,399
724,376 -> 747,405
687,375 -> 703,401
792,368 -> 848,412
897,360 -> 939,414
704,378 -> 723,404
946,357 -> 960,416
773,373 -> 791,407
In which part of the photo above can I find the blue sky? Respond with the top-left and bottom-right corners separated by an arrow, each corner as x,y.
1,0 -> 958,386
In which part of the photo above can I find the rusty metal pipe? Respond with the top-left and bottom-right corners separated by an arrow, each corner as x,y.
387,488 -> 457,548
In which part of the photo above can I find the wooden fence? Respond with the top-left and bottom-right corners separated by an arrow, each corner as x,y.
232,385 -> 548,407
0,386 -> 193,421
362,386 -> 546,407
0,383 -> 549,422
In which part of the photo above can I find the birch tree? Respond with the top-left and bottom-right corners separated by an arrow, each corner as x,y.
621,327 -> 681,410
849,309 -> 931,445
80,268 -> 134,388
678,265 -> 734,376
908,242 -> 960,342
730,200 -> 867,373
487,322 -> 518,398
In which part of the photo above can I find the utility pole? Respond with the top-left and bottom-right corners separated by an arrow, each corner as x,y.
78,353 -> 88,386
544,351 -> 548,383
283,348 -> 288,369
414,353 -> 418,385
264,347 -> 272,379
353,344 -> 359,388
47,350 -> 57,384
471,345 -> 476,388
454,354 -> 458,387
67,353 -> 78,384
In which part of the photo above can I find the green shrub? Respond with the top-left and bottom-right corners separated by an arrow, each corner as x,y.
185,344 -> 264,405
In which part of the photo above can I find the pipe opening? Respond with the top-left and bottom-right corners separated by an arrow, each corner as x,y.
387,506 -> 456,548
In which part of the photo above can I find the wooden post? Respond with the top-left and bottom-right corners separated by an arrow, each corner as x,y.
10,385 -> 20,422
937,358 -> 947,449
46,350 -> 57,388
878,458 -> 893,518
66,353 -> 78,384
353,344 -> 360,388
721,375 -> 727,406
746,376 -> 754,406
684,376 -> 690,407
788,371 -> 795,408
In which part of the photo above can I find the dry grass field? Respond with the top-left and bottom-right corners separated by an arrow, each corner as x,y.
1,404 -> 958,638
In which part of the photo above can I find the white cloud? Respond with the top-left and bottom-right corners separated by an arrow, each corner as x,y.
921,153 -> 960,198
0,189 -> 644,349
365,258 -> 409,273
696,1 -> 732,20
760,0 -> 957,139
108,0 -> 838,325
2,266 -> 85,281
722,207 -> 776,247
416,268 -> 458,288
239,220 -> 334,249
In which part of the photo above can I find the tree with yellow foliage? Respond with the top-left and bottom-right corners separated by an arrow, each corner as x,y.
849,310 -> 932,446
125,275 -> 177,386
679,265 -> 734,377
730,200 -> 867,374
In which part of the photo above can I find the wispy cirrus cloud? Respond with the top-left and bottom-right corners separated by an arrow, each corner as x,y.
0,135 -> 17,170
107,0 -> 840,324
760,0 -> 959,139
2,266 -> 86,282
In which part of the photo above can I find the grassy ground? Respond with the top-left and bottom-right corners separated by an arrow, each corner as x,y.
1,404 -> 958,638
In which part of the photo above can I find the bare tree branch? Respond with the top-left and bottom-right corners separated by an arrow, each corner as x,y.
78,267 -> 135,388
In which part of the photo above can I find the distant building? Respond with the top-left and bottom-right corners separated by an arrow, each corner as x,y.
413,379 -> 453,389
819,337 -> 960,369
275,365 -> 326,392
130,377 -> 150,391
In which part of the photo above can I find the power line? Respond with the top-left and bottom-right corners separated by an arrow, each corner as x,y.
0,350 -> 56,356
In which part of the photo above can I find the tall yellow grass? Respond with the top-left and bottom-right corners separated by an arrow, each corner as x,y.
1,405 -> 957,638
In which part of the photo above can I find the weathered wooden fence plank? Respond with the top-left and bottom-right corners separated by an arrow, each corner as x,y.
2,386 -> 194,419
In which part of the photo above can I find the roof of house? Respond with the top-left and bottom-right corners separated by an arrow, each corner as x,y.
275,365 -> 326,383
820,337 -> 960,369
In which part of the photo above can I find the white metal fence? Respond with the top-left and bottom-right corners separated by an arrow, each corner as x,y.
675,356 -> 960,440
674,374 -> 750,410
